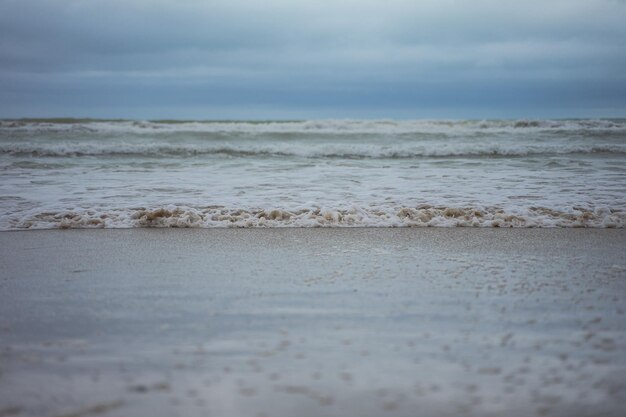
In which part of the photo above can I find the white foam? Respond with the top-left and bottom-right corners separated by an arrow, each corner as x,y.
8,205 -> 625,229
2,119 -> 624,231
1,138 -> 624,158
2,119 -> 626,135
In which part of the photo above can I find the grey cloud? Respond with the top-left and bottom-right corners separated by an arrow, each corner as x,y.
0,0 -> 625,117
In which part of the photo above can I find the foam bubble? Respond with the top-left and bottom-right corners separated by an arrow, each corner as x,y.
9,205 -> 625,230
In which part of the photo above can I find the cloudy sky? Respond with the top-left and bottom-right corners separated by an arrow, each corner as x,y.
1,0 -> 625,119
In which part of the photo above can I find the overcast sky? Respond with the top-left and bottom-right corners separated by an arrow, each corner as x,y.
1,0 -> 625,119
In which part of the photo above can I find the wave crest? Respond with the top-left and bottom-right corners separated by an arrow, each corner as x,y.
2,142 -> 624,159
2,118 -> 626,134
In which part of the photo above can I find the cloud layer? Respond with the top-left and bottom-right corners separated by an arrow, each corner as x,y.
1,0 -> 625,118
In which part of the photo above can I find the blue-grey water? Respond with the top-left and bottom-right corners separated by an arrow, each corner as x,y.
0,119 -> 625,229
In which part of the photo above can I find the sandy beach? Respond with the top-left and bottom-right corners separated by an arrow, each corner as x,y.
1,228 -> 625,417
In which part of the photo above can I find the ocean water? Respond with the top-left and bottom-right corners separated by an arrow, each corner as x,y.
0,119 -> 624,229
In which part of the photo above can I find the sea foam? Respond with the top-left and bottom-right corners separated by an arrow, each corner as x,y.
9,205 -> 624,229
1,119 -> 624,230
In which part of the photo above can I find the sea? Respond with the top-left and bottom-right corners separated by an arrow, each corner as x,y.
0,118 -> 624,229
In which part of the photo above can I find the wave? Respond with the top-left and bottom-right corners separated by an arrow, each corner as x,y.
2,118 -> 626,135
2,142 -> 625,159
8,205 -> 624,229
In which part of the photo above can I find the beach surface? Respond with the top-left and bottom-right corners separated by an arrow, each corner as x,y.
1,228 -> 625,417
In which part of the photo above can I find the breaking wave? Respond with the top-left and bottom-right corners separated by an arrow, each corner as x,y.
3,118 -> 624,159
2,142 -> 625,159
2,118 -> 624,231
2,118 -> 626,134
9,205 -> 625,229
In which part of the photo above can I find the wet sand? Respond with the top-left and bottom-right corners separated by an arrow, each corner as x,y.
0,228 -> 625,417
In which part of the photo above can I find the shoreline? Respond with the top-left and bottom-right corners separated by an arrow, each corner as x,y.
4,204 -> 624,229
1,228 -> 625,417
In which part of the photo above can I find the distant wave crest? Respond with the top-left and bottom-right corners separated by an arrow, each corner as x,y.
2,118 -> 626,134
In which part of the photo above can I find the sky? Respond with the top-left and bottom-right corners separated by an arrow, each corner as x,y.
1,0 -> 625,119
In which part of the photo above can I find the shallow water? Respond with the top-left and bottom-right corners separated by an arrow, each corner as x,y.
1,119 -> 625,228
